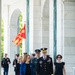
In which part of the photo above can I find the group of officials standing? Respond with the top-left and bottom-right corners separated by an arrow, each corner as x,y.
32,48 -> 53,75
1,48 -> 66,75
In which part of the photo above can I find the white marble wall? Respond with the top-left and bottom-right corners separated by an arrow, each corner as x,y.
33,0 -> 42,50
42,18 -> 49,48
42,0 -> 49,50
32,0 -> 49,52
64,2 -> 75,75
57,0 -> 64,55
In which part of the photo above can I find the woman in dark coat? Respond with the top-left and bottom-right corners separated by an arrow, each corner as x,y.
16,56 -> 22,75
20,54 -> 34,75
54,54 -> 66,75
16,62 -> 20,75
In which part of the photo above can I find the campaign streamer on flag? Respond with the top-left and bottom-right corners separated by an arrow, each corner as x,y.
12,24 -> 26,46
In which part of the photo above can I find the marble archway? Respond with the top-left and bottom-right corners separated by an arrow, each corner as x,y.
10,9 -> 21,54
9,9 -> 22,75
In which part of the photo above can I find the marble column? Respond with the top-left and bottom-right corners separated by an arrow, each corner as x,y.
42,0 -> 49,53
26,0 -> 29,53
4,5 -> 9,54
57,0 -> 64,55
64,1 -> 75,75
29,0 -> 33,53
33,0 -> 42,50
49,0 -> 54,58
29,0 -> 42,52
0,0 -> 2,74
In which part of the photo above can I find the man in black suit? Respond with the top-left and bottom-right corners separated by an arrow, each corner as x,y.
37,48 -> 53,75
1,53 -> 11,75
13,54 -> 19,75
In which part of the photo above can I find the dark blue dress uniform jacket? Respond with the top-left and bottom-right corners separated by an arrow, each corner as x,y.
20,62 -> 34,75
31,58 -> 39,75
37,56 -> 53,75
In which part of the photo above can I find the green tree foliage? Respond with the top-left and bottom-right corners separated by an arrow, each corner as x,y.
19,13 -> 23,56
1,14 -> 23,57
1,13 -> 23,58
1,19 -> 4,59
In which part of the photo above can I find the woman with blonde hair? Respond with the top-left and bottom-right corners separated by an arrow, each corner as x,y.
16,56 -> 23,75
20,54 -> 34,75
22,54 -> 27,63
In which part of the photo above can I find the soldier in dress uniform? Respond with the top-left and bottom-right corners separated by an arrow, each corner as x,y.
31,49 -> 41,75
23,52 -> 27,56
1,53 -> 11,75
32,53 -> 36,59
37,48 -> 53,75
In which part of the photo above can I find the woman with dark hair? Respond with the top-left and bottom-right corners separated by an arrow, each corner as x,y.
54,54 -> 66,75
20,54 -> 34,75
